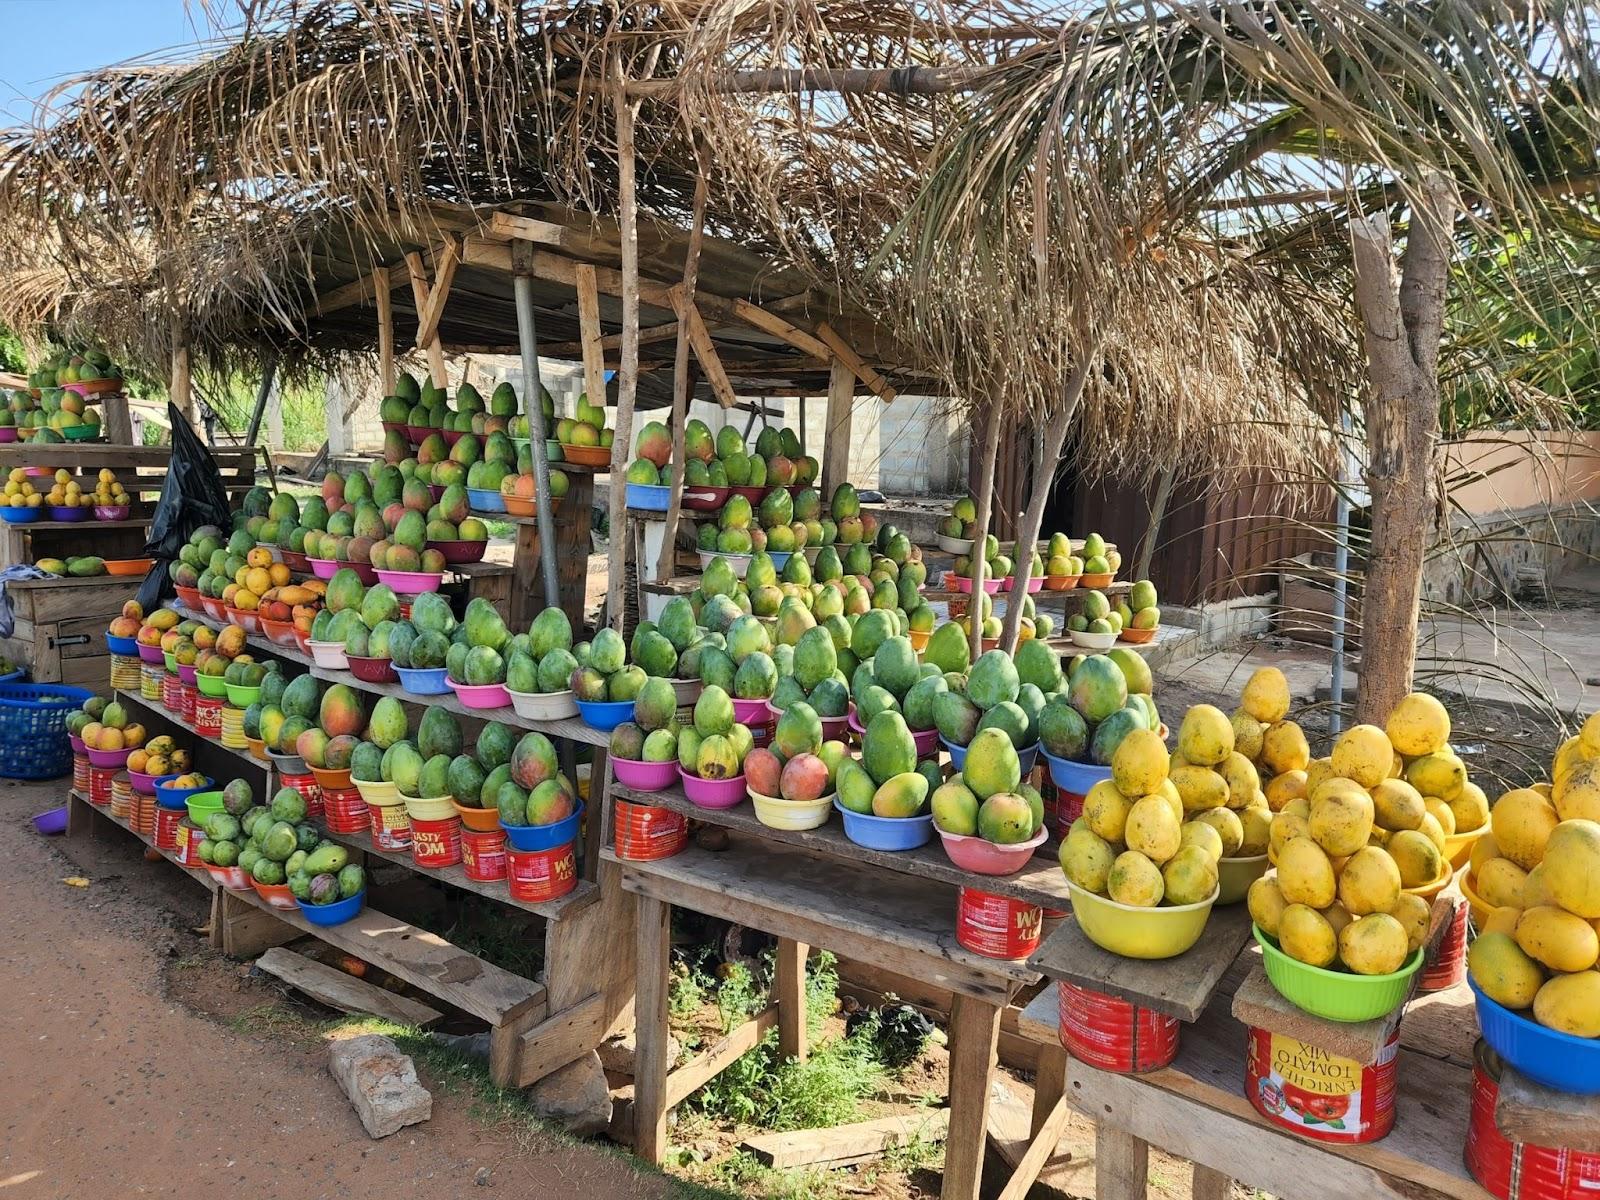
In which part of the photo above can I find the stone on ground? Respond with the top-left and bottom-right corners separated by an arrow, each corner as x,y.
328,1034 -> 433,1138
528,1050 -> 611,1137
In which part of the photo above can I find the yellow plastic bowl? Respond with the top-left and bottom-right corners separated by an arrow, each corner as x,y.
750,789 -> 834,832
1216,854 -> 1268,905
1403,861 -> 1457,903
1064,879 -> 1218,960
1460,870 -> 1494,929
1443,824 -> 1489,870
352,778 -> 400,806
402,792 -> 457,822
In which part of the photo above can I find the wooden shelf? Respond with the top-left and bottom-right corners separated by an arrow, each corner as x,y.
610,781 -> 1072,909
4,516 -> 153,530
606,836 -> 1039,1003
1027,903 -> 1254,1022
114,687 -> 276,776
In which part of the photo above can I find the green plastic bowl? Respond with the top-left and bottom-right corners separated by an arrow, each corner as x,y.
185,789 -> 226,825
1216,854 -> 1268,904
1253,924 -> 1422,1023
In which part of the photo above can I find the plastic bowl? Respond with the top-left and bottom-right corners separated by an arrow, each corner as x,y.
200,596 -> 228,621
308,557 -> 339,580
446,678 -> 510,709
307,640 -> 350,670
352,778 -> 399,806
1443,824 -> 1489,871
266,750 -> 308,774
935,533 -> 974,555
224,682 -> 261,708
281,550 -> 311,574
395,666 -> 451,695
833,800 -> 933,851
612,757 -> 680,791
1460,870 -> 1495,930
938,826 -> 1048,875
346,655 -> 399,684
311,765 -> 353,791
576,698 -> 636,732
127,768 -> 176,794
680,485 -> 732,512
32,806 -> 68,835
946,573 -> 1003,595
467,487 -> 507,513
50,505 -> 90,522
501,801 -> 584,851
136,642 -> 166,665
1403,862 -> 1457,903
162,650 -> 179,673
251,879 -> 299,909
427,539 -> 487,565
0,507 -> 38,525
155,777 -> 214,810
195,672 -> 228,698
681,770 -> 748,810
401,792 -> 456,822
105,633 -> 138,656
731,697 -> 772,726
1070,630 -> 1118,651
1068,879 -> 1219,960
208,864 -> 251,890
340,561 -> 379,586
941,737 -> 1034,773
1216,854 -> 1269,904
670,677 -> 703,706
999,575 -> 1045,594
1469,976 -> 1600,1095
453,801 -> 502,832
750,790 -> 835,832
1043,574 -> 1080,591
375,568 -> 443,594
1254,924 -> 1422,1022
507,688 -> 579,721
698,550 -> 752,579
297,890 -> 366,927
185,790 -> 226,825
1118,626 -> 1158,645
86,745 -> 132,769
559,443 -> 611,468
625,483 -> 671,512
1042,749 -> 1113,795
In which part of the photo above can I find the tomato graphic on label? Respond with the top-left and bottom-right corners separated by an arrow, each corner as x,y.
1280,1080 -> 1350,1124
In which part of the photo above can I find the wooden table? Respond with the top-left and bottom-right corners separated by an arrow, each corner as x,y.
610,834 -> 1038,1200
2,574 -> 145,685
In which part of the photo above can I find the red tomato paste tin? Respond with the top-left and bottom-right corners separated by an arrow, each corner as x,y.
178,682 -> 197,724
508,845 -> 577,903
1057,981 -> 1180,1073
1246,1025 -> 1398,1143
1420,902 -> 1469,991
1467,1041 -> 1600,1199
368,800 -> 412,851
322,787 -> 369,835
174,820 -> 205,867
161,671 -> 182,712
461,827 -> 508,881
72,752 -> 90,794
955,887 -> 1043,960
410,815 -> 463,869
1054,791 -> 1086,838
89,764 -> 115,806
153,803 -> 183,851
614,800 -> 688,861
193,694 -> 223,738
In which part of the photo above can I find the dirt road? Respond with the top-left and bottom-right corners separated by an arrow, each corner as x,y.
0,777 -> 697,1200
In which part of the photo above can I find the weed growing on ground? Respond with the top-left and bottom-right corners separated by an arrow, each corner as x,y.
716,1150 -> 842,1200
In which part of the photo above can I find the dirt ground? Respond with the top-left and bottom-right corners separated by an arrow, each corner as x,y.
0,775 -> 697,1200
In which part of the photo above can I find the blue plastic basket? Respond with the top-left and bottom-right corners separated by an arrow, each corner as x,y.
0,682 -> 93,780
502,801 -> 584,852
833,799 -> 933,851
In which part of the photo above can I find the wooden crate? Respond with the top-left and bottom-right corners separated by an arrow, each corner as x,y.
2,575 -> 141,685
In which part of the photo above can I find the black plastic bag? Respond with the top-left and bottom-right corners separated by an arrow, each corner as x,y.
136,404 -> 236,612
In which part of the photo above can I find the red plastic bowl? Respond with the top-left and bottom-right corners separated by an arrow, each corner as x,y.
680,768 -> 747,809
259,617 -> 301,647
347,655 -> 399,684
200,596 -> 228,620
280,549 -> 310,574
938,826 -> 1049,876
427,539 -> 487,565
612,757 -> 680,791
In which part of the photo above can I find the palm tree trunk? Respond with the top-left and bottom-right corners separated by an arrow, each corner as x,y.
1349,177 -> 1456,724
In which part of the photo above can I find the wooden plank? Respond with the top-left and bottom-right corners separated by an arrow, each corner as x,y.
255,946 -> 443,1027
997,1094 -> 1072,1200
1028,904 -> 1253,1022
507,469 -> 594,636
726,297 -> 834,362
413,237 -> 461,350
1496,1064 -> 1600,1152
672,289 -> 738,408
1016,982 -> 1059,1045
610,781 -> 1072,908
1231,963 -> 1399,1065
575,264 -> 607,405
486,211 -> 574,248
315,272 -> 378,315
775,938 -> 808,1063
1095,1126 -> 1150,1200
405,250 -> 449,384
542,320 -> 680,358
609,840 -> 1038,1002
742,1109 -> 951,1169
515,992 -> 609,1087
943,993 -> 1002,1200
816,321 -> 897,403
666,1006 -> 779,1108
374,267 -> 396,395
633,893 -> 672,1164
986,1071 -> 1081,1198
821,360 -> 855,497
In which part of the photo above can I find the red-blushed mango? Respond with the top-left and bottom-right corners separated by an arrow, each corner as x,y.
780,753 -> 830,802
511,731 -> 559,790
746,747 -> 783,797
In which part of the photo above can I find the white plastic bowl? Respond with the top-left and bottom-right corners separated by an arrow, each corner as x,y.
507,688 -> 580,720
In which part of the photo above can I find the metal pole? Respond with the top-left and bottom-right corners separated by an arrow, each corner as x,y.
514,272 -> 562,608
1328,416 -> 1353,736
244,350 -> 279,447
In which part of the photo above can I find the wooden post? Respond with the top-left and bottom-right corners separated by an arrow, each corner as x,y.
512,255 -> 567,613
405,251 -> 449,386
633,893 -> 672,1164
652,135 -> 707,588
606,58 -> 644,632
967,406 -> 1004,663
374,266 -> 396,395
1349,175 -> 1456,723
102,391 -> 133,446
1094,1126 -> 1150,1200
775,937 -> 808,1063
1191,1165 -> 1234,1200
169,311 -> 193,431
575,264 -> 607,406
821,360 -> 855,497
943,993 -> 1002,1200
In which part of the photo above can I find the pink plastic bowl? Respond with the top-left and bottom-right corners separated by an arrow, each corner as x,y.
374,568 -> 443,594
86,746 -> 132,769
938,826 -> 1049,875
308,557 -> 339,580
177,663 -> 198,685
447,679 -> 511,709
680,768 -> 748,809
999,576 -> 1046,594
611,757 -> 681,791
68,734 -> 86,754
731,697 -> 772,726
911,727 -> 941,758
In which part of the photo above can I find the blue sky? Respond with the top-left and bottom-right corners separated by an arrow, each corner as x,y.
0,0 -> 224,123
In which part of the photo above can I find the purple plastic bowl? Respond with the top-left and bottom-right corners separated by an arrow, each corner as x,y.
68,733 -> 86,754
85,746 -> 132,769
50,505 -> 90,522
911,726 -> 941,758
136,642 -> 165,664
94,504 -> 130,521
176,663 -> 198,685
680,768 -> 748,810
447,678 -> 511,710
32,806 -> 68,835
611,756 -> 680,791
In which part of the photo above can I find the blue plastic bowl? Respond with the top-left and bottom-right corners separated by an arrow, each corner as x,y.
296,890 -> 366,927
467,488 -> 507,514
941,736 -> 969,770
1016,742 -> 1041,775
105,634 -> 139,656
395,666 -> 450,695
1469,976 -> 1600,1095
0,668 -> 21,684
154,777 -> 214,810
576,698 -> 636,732
625,483 -> 670,512
940,736 -> 1040,779
501,801 -> 584,852
833,799 -> 933,851
0,507 -> 39,524
1042,748 -> 1113,795
767,550 -> 792,571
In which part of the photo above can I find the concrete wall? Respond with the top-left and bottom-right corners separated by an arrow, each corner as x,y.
1445,430 -> 1600,516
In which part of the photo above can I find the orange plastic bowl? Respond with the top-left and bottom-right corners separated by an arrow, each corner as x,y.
103,558 -> 154,576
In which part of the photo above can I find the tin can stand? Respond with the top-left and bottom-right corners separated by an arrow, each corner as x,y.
178,682 -> 197,724
193,693 -> 223,738
1467,1041 -> 1600,1199
161,671 -> 182,713
613,799 -> 687,861
219,705 -> 248,750
110,653 -> 141,691
140,661 -> 163,701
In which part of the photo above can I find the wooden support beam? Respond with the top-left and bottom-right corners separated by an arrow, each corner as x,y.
996,1096 -> 1072,1200
543,321 -> 680,358
673,288 -> 738,408
575,264 -> 607,404
775,938 -> 808,1064
313,273 -> 377,315
515,992 -> 609,1087
655,160 -> 708,584
817,322 -> 897,403
486,211 -> 574,248
666,1006 -> 779,1108
633,894 -> 672,1164
1095,1126 -> 1151,1200
943,994 -> 1003,1200
374,266 -> 395,395
726,298 -> 833,361
405,251 -> 449,385
821,360 -> 855,496
413,237 -> 461,350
